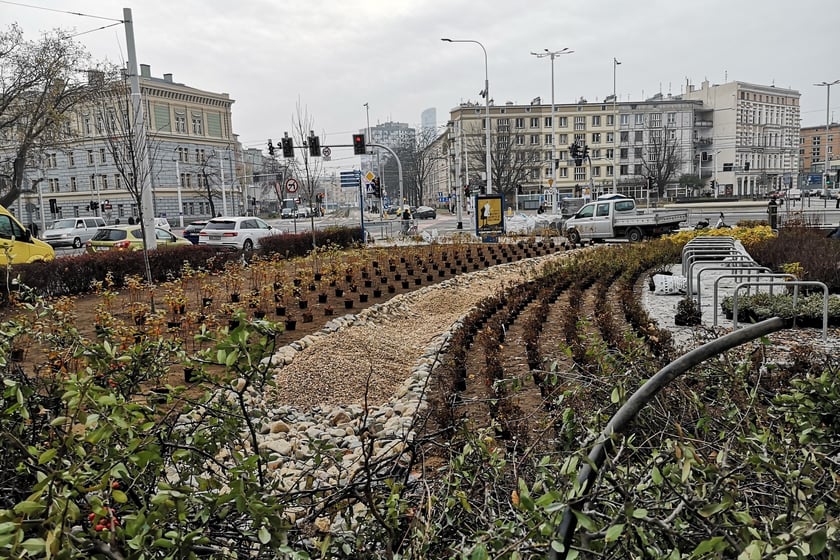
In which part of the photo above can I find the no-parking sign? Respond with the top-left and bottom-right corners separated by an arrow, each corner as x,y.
285,178 -> 298,193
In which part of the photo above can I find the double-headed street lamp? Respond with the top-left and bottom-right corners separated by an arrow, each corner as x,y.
531,48 -> 573,208
815,79 -> 840,194
442,37 -> 492,195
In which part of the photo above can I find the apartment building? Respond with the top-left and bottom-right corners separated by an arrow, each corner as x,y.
10,64 -> 242,227
800,123 -> 840,187
683,80 -> 800,196
448,95 -> 701,200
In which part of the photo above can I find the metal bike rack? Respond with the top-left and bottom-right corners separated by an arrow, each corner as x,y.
732,280 -> 829,341
695,264 -> 772,309
711,272 -> 796,327
686,254 -> 756,296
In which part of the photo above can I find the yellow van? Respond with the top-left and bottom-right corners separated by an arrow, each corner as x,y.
0,205 -> 55,265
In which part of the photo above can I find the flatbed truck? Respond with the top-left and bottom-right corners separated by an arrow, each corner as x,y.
563,195 -> 687,244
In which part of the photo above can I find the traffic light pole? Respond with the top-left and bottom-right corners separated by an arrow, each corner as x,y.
368,143 -> 403,212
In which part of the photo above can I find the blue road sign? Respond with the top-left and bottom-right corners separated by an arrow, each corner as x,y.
808,173 -> 823,185
340,170 -> 361,189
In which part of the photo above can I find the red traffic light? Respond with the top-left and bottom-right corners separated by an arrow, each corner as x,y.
353,134 -> 366,155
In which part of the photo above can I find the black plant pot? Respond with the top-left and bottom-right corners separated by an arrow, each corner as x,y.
230,293 -> 240,303
359,293 -> 369,303
373,289 -> 382,298
344,299 -> 354,309
284,319 -> 296,331
318,293 -> 328,303
275,305 -> 286,316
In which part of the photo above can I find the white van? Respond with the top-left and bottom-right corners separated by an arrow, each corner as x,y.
42,216 -> 106,248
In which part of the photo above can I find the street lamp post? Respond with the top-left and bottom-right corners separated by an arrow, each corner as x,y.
173,155 -> 184,228
531,47 -> 574,209
815,80 -> 840,195
442,38 -> 493,195
612,58 -> 621,194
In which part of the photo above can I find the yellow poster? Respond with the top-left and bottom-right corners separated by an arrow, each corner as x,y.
474,195 -> 505,234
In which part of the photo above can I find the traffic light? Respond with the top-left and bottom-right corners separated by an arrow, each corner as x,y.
308,134 -> 321,157
571,143 -> 583,166
353,134 -> 366,155
373,177 -> 381,197
464,184 -> 471,197
647,176 -> 654,190
281,136 -> 294,158
582,144 -> 589,161
267,139 -> 275,157
835,169 -> 840,184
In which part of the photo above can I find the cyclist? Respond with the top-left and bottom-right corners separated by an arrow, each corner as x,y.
400,206 -> 412,235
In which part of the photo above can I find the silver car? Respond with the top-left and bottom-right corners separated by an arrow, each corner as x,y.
43,217 -> 106,248
197,216 -> 278,252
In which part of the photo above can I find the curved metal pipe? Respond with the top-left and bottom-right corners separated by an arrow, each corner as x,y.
552,317 -> 787,559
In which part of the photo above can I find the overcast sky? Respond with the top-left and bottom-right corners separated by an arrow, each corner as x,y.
5,0 -> 839,168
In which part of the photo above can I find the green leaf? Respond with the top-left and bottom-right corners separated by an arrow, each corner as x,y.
573,510 -> 596,531
225,349 -> 240,367
693,536 -> 725,555
152,538 -> 174,548
470,544 -> 488,560
651,466 -> 663,484
737,542 -> 762,560
38,448 -> 57,465
605,523 -> 624,542
699,501 -> 726,518
0,521 -> 17,534
111,490 -> 128,504
20,537 -> 45,554
610,386 -> 620,404
13,501 -> 45,515
258,525 -> 270,544
810,529 -> 827,555
631,508 -> 648,519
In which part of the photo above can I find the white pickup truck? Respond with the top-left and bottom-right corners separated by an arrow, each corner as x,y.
563,194 -> 687,243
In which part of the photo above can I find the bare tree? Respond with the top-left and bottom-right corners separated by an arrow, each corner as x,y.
95,72 -> 160,283
464,132 -> 540,201
288,101 -> 325,247
186,151 -> 223,217
637,124 -> 685,197
0,24 -> 99,207
380,127 -> 447,206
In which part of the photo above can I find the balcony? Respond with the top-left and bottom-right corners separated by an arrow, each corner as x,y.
695,120 -> 713,128
694,137 -> 713,147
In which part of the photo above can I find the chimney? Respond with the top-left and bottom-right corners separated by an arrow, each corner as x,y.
163,73 -> 173,83
140,64 -> 151,78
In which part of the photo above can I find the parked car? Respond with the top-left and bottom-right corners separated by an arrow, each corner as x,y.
296,206 -> 314,219
197,216 -> 278,252
42,216 -> 106,248
183,220 -> 208,244
0,204 -> 55,265
86,225 -> 191,253
414,206 -> 437,220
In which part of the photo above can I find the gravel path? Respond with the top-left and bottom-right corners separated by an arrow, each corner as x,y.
267,255 -> 556,409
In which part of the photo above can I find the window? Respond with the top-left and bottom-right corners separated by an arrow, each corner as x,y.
634,131 -> 643,143
650,113 -> 662,128
530,117 -> 539,128
634,164 -> 643,175
530,134 -> 539,145
620,114 -> 629,126
591,149 -> 601,159
607,165 -> 614,177
574,167 -> 586,181
515,117 -> 524,128
559,168 -> 568,178
606,148 -> 614,159
596,203 -> 610,216
99,148 -> 107,164
577,205 -> 594,219
544,116 -> 552,127
515,135 -> 524,145
559,150 -> 568,160
559,133 -> 568,144
591,115 -> 601,126
667,112 -> 676,125
90,175 -> 96,191
68,151 -> 75,167
634,147 -> 643,159
516,152 -> 526,162
101,175 -> 108,190
114,174 -> 121,189
634,114 -> 644,125
592,166 -> 601,177
558,116 -> 568,127
544,167 -> 551,177
45,153 -> 57,168
606,132 -> 614,143
175,115 -> 186,133
620,131 -> 629,142
70,177 -> 77,192
544,134 -> 553,144
606,114 -> 615,126
48,178 -> 59,192
574,116 -> 586,130
545,151 -> 552,161
87,150 -> 94,165
592,133 -> 601,144
196,149 -> 206,163
620,164 -> 629,176
574,133 -> 585,144
620,148 -> 628,159
498,135 -> 509,145
668,129 -> 676,140
192,115 -> 203,135
530,168 -> 540,180
83,116 -> 91,135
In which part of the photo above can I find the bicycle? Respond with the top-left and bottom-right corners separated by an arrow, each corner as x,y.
400,219 -> 418,238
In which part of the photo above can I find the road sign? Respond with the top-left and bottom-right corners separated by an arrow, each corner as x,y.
365,183 -> 375,194
340,170 -> 361,189
285,177 -> 298,193
322,147 -> 331,157
365,171 -> 376,182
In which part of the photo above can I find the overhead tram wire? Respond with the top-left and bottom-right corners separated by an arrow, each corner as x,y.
0,0 -> 124,22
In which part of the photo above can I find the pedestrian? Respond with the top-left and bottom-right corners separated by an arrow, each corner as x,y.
401,206 -> 411,235
127,216 -> 135,225
835,191 -> 839,209
715,212 -> 727,229
28,222 -> 39,239
114,218 -> 120,225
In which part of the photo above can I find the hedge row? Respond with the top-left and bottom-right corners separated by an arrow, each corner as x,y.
3,226 -> 363,299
